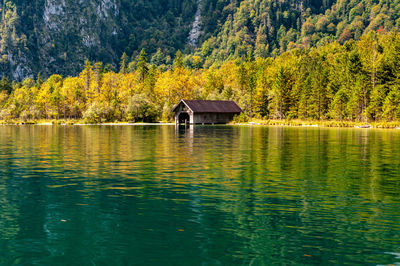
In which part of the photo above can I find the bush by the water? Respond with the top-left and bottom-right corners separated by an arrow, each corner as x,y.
233,113 -> 249,123
83,102 -> 105,123
125,95 -> 158,122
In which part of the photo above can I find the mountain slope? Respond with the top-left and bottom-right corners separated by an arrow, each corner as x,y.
202,0 -> 400,62
0,0 -> 400,80
0,0 -> 203,79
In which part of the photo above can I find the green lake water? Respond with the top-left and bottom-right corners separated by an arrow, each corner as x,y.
0,125 -> 400,265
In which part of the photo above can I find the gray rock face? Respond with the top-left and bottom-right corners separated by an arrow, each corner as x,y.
43,0 -> 66,30
37,0 -> 120,76
0,0 -> 122,80
188,0 -> 202,47
0,0 -> 198,80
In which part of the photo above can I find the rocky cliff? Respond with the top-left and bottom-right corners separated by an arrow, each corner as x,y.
0,0 -> 201,79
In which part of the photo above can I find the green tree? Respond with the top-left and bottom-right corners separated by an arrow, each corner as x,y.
137,49 -> 149,82
151,48 -> 164,66
309,53 -> 329,119
331,88 -> 348,120
120,52 -> 128,74
81,59 -> 93,100
270,66 -> 292,119
93,62 -> 103,94
0,77 -> 12,93
382,86 -> 400,120
173,50 -> 184,69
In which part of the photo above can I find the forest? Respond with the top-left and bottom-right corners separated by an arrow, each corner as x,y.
1,30 -> 400,125
1,0 -> 400,79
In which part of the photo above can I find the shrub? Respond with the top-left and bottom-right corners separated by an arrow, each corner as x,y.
0,108 -> 12,121
83,102 -> 104,123
125,95 -> 159,122
233,113 -> 249,123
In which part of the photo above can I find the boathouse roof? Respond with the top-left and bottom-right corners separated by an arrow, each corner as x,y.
173,100 -> 242,113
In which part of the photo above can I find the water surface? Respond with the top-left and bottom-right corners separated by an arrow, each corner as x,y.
0,125 -> 400,265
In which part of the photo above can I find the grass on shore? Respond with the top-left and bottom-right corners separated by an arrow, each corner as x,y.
235,118 -> 400,129
0,119 -> 82,125
0,119 -> 172,125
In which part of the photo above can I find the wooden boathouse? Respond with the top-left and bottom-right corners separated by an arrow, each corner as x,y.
173,99 -> 242,125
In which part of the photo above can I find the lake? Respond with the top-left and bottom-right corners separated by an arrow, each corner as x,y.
0,125 -> 400,265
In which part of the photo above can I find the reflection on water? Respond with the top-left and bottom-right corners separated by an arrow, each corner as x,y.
0,125 -> 400,265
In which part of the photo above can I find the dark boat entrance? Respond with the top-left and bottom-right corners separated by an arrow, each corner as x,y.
178,112 -> 190,124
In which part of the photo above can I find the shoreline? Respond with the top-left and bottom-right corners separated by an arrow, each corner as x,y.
0,120 -> 175,126
1,119 -> 400,129
231,119 -> 400,130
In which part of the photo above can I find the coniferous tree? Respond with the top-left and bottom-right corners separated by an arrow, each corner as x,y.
120,53 -> 128,74
151,48 -> 164,66
173,50 -> 184,69
0,77 -> 12,93
137,49 -> 149,82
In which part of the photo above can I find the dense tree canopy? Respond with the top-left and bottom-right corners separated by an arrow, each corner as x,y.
2,30 -> 400,123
